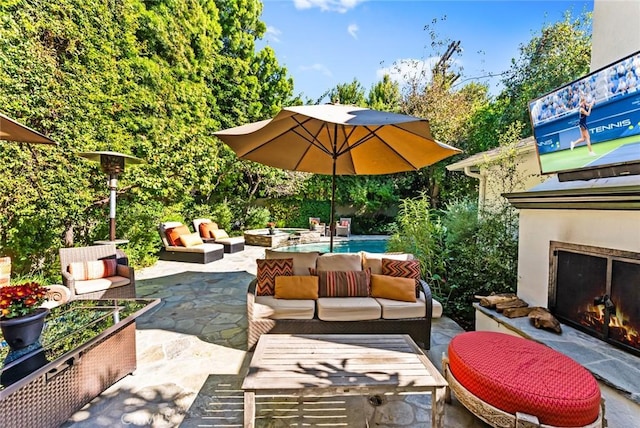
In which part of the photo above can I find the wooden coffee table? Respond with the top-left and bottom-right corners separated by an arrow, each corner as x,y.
242,334 -> 448,427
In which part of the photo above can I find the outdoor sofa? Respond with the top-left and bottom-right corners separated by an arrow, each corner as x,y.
158,222 -> 224,264
247,249 -> 442,350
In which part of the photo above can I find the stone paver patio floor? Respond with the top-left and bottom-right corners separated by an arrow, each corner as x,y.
61,243 -> 488,428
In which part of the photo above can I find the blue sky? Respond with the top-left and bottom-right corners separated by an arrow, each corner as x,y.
257,0 -> 594,102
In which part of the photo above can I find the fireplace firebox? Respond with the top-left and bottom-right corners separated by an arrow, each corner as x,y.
549,241 -> 640,356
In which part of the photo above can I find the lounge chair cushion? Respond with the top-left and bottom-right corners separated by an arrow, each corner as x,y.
211,229 -> 229,239
376,291 -> 428,319
316,297 -> 381,321
256,258 -> 293,296
370,274 -> 416,302
74,275 -> 130,295
166,225 -> 190,246
275,276 -> 319,300
179,233 -> 204,247
163,243 -> 223,253
312,269 -> 371,297
68,259 -> 117,280
254,295 -> 316,320
361,252 -> 414,275
266,249 -> 319,276
316,253 -> 362,272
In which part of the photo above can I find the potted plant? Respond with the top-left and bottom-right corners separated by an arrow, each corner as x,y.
0,282 -> 49,350
309,219 -> 319,230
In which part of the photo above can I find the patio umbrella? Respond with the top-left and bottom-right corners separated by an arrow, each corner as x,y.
77,151 -> 144,242
214,104 -> 462,251
0,112 -> 57,144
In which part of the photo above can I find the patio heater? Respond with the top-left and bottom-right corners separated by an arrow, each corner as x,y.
77,151 -> 144,243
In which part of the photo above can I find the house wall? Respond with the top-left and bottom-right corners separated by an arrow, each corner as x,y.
482,150 -> 544,207
591,0 -> 640,70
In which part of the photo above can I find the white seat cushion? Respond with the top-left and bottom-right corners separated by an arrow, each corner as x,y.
316,297 -> 381,321
164,243 -> 223,253
74,276 -> 130,295
375,294 -> 443,319
254,295 -> 315,320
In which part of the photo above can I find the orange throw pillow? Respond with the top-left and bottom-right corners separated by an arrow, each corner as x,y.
370,274 -> 417,302
199,222 -> 218,238
166,225 -> 190,246
275,276 -> 319,300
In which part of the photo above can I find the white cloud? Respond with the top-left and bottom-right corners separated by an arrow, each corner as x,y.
293,0 -> 366,13
265,26 -> 282,43
377,57 -> 440,89
347,23 -> 358,39
300,63 -> 333,77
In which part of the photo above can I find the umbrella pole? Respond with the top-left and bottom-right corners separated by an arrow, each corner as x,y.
329,157 -> 337,252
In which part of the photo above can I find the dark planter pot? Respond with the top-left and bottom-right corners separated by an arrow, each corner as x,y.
0,308 -> 49,350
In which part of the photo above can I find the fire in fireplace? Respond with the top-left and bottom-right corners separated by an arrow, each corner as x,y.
548,241 -> 640,356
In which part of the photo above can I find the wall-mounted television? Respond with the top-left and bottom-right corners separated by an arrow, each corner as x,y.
528,50 -> 640,181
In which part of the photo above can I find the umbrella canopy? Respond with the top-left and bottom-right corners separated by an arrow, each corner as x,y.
214,104 -> 462,250
0,112 -> 57,144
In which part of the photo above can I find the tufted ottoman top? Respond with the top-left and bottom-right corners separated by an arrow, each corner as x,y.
448,331 -> 601,427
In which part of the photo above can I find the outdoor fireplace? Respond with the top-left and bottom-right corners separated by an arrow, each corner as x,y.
548,241 -> 640,356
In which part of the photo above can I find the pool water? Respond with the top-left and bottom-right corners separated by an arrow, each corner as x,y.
276,239 -> 389,253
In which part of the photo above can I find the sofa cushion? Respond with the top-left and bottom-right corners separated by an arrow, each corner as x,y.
68,259 -> 117,281
361,252 -> 414,275
74,275 -> 130,295
312,269 -> 370,297
166,225 -> 191,246
256,258 -> 293,296
179,233 -> 204,247
370,274 -> 416,302
376,291 -> 427,319
275,276 -> 319,300
316,253 -> 362,272
266,249 -> 319,276
255,295 -> 315,320
316,297 -> 381,321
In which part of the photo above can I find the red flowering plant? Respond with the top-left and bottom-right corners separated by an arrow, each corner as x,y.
0,282 -> 48,319
266,222 -> 276,229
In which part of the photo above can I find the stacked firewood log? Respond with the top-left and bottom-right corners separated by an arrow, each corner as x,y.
475,293 -> 562,334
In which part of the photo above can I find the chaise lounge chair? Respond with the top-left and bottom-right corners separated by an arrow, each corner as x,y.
158,222 -> 224,263
193,218 -> 245,253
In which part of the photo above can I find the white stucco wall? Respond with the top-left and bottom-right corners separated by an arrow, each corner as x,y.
516,209 -> 640,307
591,0 -> 640,70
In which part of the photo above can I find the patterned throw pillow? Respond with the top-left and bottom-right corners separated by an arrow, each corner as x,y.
311,268 -> 371,297
381,258 -> 422,297
68,259 -> 117,280
166,225 -> 190,246
256,258 -> 293,296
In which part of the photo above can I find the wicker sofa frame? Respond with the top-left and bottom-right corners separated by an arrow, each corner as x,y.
247,279 -> 433,351
59,244 -> 136,300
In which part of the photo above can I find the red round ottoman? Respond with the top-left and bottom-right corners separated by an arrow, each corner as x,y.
446,331 -> 601,427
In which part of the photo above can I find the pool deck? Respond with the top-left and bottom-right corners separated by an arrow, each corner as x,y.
60,239 -> 489,427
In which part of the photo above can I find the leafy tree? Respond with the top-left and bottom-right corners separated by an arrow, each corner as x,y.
367,74 -> 402,112
498,10 -> 592,136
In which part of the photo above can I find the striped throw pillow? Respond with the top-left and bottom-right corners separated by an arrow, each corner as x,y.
256,258 -> 293,296
381,258 -> 422,297
311,268 -> 371,297
68,259 -> 118,280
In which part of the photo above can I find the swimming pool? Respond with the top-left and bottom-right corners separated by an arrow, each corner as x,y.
275,238 -> 389,253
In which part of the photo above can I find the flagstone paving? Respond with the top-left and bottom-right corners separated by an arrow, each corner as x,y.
61,243 -> 488,428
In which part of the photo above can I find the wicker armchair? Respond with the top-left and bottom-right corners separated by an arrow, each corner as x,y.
59,244 -> 136,299
335,217 -> 351,237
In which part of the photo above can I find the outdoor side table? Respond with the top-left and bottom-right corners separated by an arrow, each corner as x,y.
0,298 -> 160,428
